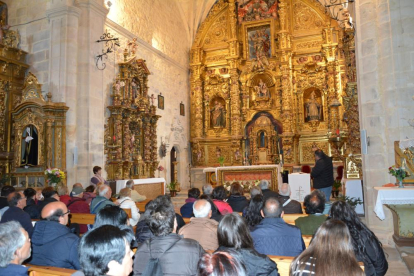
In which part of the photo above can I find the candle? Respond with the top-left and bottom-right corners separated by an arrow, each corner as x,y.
336,129 -> 340,135
113,135 -> 116,142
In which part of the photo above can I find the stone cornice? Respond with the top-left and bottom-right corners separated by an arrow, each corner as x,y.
46,5 -> 82,19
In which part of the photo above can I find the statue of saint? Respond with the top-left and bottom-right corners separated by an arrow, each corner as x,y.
256,79 -> 269,98
210,101 -> 225,128
305,92 -> 322,122
21,125 -> 38,167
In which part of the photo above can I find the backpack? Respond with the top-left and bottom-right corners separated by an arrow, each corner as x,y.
141,238 -> 180,276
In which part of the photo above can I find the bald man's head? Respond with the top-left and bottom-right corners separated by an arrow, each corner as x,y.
262,197 -> 283,218
41,201 -> 69,225
193,199 -> 212,218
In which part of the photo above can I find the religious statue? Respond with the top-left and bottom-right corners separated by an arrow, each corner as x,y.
210,100 -> 225,128
21,125 -> 38,167
304,92 -> 322,122
131,80 -> 138,98
234,148 -> 241,161
255,79 -> 269,98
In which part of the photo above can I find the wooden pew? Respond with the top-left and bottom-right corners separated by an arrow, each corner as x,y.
70,213 -> 95,225
136,199 -> 151,212
122,208 -> 132,218
183,217 -> 191,224
302,235 -> 312,248
28,264 -> 76,276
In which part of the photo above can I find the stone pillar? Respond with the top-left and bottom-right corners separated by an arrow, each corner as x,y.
74,0 -> 108,184
45,0 -> 81,187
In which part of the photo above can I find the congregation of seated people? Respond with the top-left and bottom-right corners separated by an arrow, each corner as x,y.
0,176 -> 388,276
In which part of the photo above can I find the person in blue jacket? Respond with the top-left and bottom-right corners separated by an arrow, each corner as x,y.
29,201 -> 80,270
180,188 -> 200,218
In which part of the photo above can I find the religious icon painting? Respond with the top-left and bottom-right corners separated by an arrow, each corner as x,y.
180,102 -> 185,116
237,0 -> 278,23
158,94 -> 164,110
242,19 -> 275,61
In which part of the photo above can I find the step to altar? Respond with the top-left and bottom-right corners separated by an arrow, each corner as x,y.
170,190 -> 188,213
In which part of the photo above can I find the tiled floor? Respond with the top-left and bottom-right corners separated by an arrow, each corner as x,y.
383,245 -> 412,276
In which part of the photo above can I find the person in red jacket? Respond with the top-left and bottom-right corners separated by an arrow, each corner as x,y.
67,186 -> 90,233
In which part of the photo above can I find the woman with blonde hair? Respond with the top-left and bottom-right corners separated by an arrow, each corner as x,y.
290,219 -> 364,276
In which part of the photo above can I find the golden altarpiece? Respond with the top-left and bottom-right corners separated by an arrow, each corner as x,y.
104,51 -> 160,180
190,0 -> 361,174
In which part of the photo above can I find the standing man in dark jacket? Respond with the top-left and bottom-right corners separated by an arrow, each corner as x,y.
311,149 -> 334,202
251,197 -> 305,257
133,195 -> 204,275
30,201 -> 80,270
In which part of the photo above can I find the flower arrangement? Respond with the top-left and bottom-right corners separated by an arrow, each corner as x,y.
218,156 -> 225,166
388,165 -> 408,188
388,165 -> 408,181
44,168 -> 66,187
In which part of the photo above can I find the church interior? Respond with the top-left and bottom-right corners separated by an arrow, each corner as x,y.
0,0 -> 414,274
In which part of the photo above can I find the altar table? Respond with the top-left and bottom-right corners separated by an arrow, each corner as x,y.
374,187 -> 414,246
203,165 -> 282,192
116,178 -> 165,200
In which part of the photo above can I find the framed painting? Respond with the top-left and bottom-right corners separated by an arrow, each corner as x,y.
242,19 -> 275,60
180,102 -> 185,116
158,94 -> 164,110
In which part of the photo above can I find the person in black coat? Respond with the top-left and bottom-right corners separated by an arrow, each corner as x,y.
23,188 -> 40,219
329,201 -> 388,276
227,182 -> 249,212
278,183 -> 303,214
258,180 -> 279,202
217,213 -> 278,276
0,185 -> 15,210
37,186 -> 59,213
311,149 -> 334,202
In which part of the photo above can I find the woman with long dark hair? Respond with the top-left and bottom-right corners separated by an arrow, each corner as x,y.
217,213 -> 278,276
243,194 -> 264,230
290,219 -> 364,276
329,201 -> 388,276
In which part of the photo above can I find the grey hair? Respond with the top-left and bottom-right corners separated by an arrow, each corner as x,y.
279,183 -> 291,196
125,179 -> 134,188
202,184 -> 213,195
98,185 -> 109,197
250,186 -> 262,198
193,199 -> 211,218
57,186 -> 68,196
258,180 -> 269,190
0,221 -> 26,267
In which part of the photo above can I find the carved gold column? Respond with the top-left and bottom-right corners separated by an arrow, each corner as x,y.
190,47 -> 203,139
46,119 -> 53,168
278,0 -> 295,164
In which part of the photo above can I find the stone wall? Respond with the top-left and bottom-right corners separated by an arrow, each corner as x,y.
5,0 -> 191,190
355,0 -> 414,240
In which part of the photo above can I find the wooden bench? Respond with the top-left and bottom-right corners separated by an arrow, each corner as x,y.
70,213 -> 95,225
283,214 -> 308,225
183,217 -> 191,224
136,199 -> 151,212
28,264 -> 76,276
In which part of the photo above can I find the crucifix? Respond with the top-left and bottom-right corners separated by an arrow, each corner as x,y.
150,94 -> 155,106
295,186 -> 305,201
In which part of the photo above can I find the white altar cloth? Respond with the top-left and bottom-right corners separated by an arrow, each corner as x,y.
374,187 -> 414,220
115,178 -> 166,194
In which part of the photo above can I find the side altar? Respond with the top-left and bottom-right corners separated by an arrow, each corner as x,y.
203,165 -> 282,192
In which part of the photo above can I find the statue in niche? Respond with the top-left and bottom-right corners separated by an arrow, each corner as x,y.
258,131 -> 266,148
304,91 -> 322,122
21,125 -> 38,167
255,79 -> 269,98
131,79 -> 139,98
210,100 -> 225,128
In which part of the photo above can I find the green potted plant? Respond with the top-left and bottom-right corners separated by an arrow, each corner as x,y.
218,156 -> 225,167
388,165 -> 408,188
167,181 -> 177,197
332,180 -> 342,198
338,195 -> 363,209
